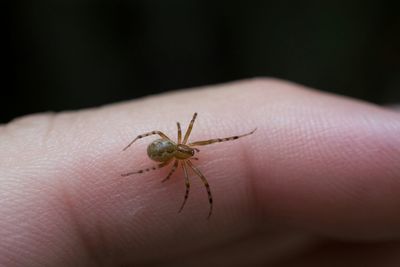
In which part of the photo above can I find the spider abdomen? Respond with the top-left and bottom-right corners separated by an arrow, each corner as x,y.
147,139 -> 177,162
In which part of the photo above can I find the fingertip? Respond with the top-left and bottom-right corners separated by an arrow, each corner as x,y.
2,79 -> 400,266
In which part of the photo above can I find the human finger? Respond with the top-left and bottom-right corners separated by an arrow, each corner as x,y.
1,79 -> 400,266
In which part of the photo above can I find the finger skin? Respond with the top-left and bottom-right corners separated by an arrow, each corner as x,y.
0,78 -> 399,266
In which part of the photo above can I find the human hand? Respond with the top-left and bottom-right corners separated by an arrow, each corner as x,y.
1,79 -> 400,266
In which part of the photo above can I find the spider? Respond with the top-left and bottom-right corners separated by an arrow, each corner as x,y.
121,113 -> 256,218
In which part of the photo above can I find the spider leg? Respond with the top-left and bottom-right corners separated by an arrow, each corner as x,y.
121,159 -> 171,177
122,130 -> 171,151
188,128 -> 256,147
177,122 -> 182,144
178,161 -> 191,213
161,160 -> 179,183
186,160 -> 213,219
183,112 -> 197,144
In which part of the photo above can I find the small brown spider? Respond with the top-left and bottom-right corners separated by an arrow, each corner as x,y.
121,113 -> 256,218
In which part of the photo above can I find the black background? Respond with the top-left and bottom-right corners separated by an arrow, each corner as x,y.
5,1 -> 400,123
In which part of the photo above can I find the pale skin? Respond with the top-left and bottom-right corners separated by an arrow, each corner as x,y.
121,112 -> 256,218
1,79 -> 400,266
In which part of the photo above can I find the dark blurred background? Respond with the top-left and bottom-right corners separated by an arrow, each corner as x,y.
5,0 -> 400,123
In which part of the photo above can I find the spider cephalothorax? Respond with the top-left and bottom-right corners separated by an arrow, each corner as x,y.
122,113 -> 256,218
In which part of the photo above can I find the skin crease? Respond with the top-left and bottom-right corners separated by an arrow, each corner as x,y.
0,78 -> 399,267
